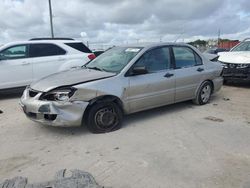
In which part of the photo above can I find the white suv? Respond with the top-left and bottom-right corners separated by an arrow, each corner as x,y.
0,38 -> 95,91
218,38 -> 250,83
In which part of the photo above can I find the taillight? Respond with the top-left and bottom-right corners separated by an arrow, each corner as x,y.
88,53 -> 96,60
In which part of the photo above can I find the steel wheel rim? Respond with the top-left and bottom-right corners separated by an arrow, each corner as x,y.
201,85 -> 211,103
94,106 -> 118,131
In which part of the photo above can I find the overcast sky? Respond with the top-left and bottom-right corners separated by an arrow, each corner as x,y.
0,0 -> 250,45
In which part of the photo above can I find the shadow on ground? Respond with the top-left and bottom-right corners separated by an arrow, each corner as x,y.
29,101 -> 195,137
0,89 -> 223,136
224,82 -> 250,88
0,91 -> 23,100
31,123 -> 89,137
123,100 -> 193,128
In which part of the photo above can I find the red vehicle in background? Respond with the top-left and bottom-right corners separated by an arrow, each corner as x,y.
218,40 -> 240,50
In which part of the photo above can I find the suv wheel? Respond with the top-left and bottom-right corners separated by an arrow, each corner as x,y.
193,81 -> 212,105
86,102 -> 123,133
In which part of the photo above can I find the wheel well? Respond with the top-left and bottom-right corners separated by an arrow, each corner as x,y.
206,80 -> 214,93
82,95 -> 124,125
195,80 -> 214,98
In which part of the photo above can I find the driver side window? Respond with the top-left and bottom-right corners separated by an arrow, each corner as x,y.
134,47 -> 171,72
0,45 -> 27,60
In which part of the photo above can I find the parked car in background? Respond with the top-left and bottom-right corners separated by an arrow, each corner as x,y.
20,43 -> 223,133
204,48 -> 229,54
0,38 -> 95,91
93,50 -> 105,57
203,48 -> 229,62
203,52 -> 219,62
218,38 -> 250,82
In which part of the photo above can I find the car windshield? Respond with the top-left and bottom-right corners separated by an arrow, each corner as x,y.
85,47 -> 142,73
231,41 -> 250,52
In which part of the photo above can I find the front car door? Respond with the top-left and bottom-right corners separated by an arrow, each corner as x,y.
172,46 -> 205,102
126,46 -> 175,113
0,44 -> 32,90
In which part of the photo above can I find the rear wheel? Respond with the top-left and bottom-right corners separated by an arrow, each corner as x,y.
193,81 -> 212,105
86,102 -> 123,133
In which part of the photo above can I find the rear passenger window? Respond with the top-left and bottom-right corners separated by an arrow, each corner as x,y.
65,42 -> 92,53
134,47 -> 171,72
173,47 -> 202,68
195,53 -> 202,65
29,43 -> 66,58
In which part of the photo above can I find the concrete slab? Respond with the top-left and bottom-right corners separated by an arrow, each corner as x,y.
0,85 -> 250,188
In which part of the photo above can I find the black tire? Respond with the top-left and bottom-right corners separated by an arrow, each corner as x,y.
86,102 -> 123,133
193,81 -> 212,105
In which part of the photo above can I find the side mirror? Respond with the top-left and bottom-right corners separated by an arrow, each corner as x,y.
132,66 -> 148,75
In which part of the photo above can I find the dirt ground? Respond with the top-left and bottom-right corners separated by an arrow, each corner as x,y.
0,84 -> 250,188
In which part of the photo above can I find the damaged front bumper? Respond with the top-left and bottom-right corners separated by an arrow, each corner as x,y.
20,88 -> 89,127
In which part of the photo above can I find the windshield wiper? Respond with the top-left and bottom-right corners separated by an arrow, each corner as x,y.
83,65 -> 112,73
86,66 -> 111,73
87,66 -> 104,72
88,66 -> 103,71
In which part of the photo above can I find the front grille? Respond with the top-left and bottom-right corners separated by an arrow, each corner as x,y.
222,62 -> 250,79
29,89 -> 39,97
26,112 -> 37,119
222,63 -> 250,69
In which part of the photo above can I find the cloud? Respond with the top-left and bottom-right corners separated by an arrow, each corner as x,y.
0,0 -> 249,45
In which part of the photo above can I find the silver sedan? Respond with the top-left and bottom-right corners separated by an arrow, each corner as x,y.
20,43 -> 223,133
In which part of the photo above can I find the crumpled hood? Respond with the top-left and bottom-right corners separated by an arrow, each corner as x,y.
30,68 -> 116,92
218,51 -> 250,64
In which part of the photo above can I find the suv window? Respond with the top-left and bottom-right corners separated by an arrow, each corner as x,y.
134,47 -> 171,72
0,45 -> 27,60
173,47 -> 202,68
29,43 -> 66,58
231,41 -> 250,52
65,42 -> 92,53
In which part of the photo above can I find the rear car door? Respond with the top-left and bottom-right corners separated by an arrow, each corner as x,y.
126,46 -> 175,113
173,46 -> 205,102
29,43 -> 67,81
0,44 -> 32,89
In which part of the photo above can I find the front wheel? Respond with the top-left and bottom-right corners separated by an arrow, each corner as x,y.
86,102 -> 123,133
193,81 -> 212,105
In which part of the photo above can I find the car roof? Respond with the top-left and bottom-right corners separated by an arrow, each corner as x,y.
3,40 -> 83,46
119,42 -> 191,49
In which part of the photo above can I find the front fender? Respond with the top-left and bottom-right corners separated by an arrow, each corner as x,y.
70,88 -> 98,102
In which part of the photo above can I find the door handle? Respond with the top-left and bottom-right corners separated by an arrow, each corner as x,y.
58,57 -> 66,61
164,73 -> 174,78
21,62 -> 30,66
197,67 -> 204,72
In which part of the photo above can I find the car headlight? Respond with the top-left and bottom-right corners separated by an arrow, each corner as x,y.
40,87 -> 77,101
